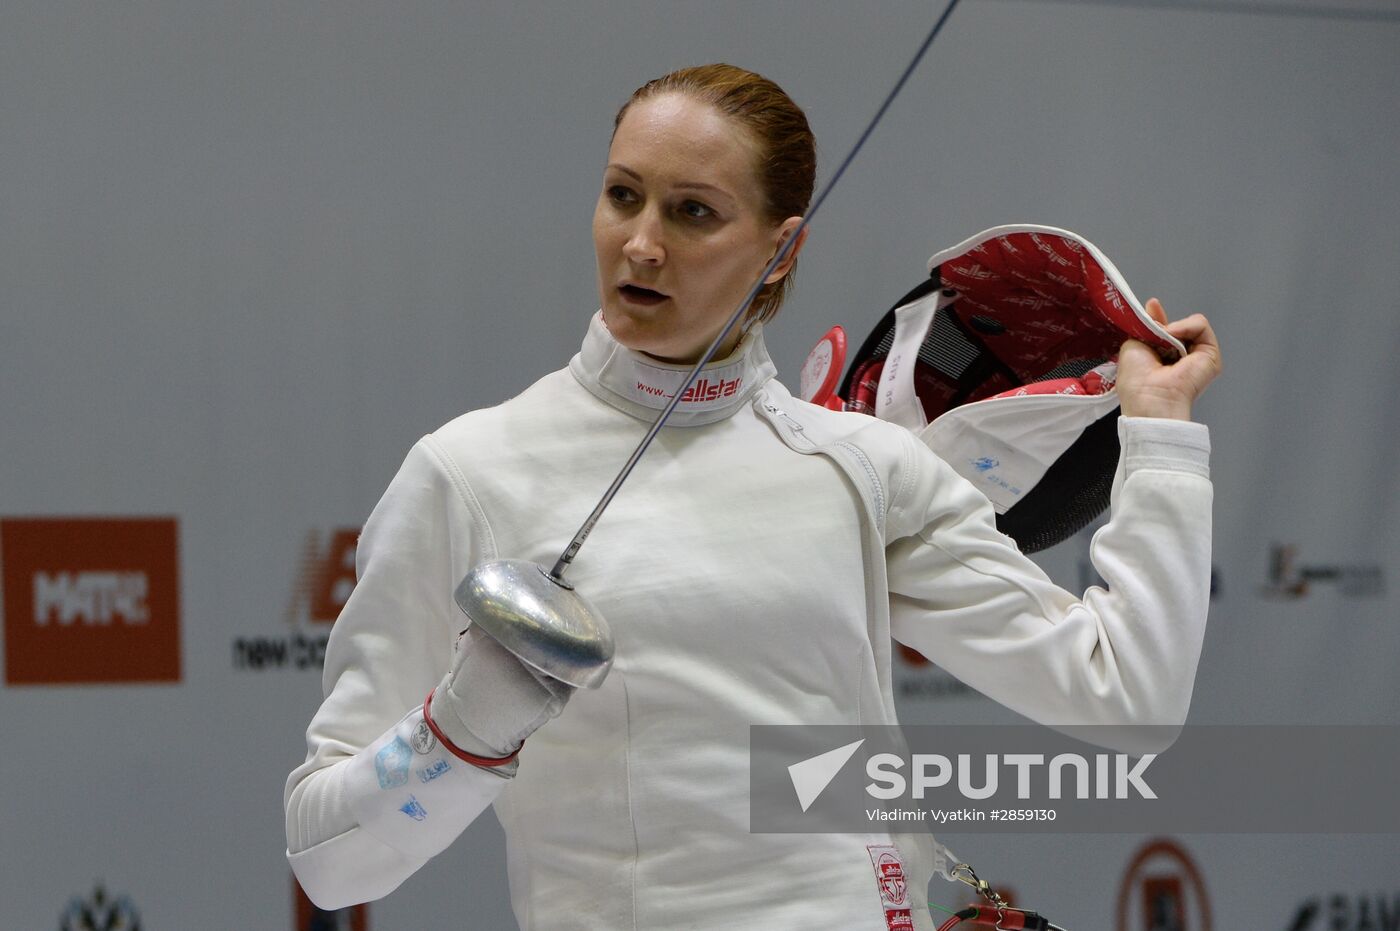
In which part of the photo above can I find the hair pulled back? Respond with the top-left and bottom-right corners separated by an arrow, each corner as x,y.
614,64 -> 816,324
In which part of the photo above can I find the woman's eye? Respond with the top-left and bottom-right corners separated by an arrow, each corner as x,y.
679,200 -> 714,220
607,185 -> 638,205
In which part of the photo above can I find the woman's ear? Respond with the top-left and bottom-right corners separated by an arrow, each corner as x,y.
764,217 -> 808,284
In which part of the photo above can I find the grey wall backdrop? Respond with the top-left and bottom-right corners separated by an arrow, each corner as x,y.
3,1 -> 1397,928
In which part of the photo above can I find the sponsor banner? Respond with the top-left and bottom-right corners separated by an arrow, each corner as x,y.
1264,543 -> 1385,599
1114,838 -> 1211,931
233,528 -> 358,673
750,725 -> 1400,834
233,632 -> 332,672
2,518 -> 181,685
1286,892 -> 1400,930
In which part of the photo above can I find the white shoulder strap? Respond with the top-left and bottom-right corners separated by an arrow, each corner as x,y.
873,289 -> 957,430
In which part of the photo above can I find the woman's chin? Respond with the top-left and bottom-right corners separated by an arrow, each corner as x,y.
603,308 -> 667,355
601,305 -> 725,365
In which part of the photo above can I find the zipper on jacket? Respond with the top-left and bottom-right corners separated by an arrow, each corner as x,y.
757,400 -> 815,449
759,401 -> 809,437
754,395 -> 887,531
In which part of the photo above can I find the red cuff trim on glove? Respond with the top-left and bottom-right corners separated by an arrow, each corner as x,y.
423,687 -> 522,768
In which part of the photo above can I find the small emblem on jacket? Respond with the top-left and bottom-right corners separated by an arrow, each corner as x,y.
375,737 -> 412,789
971,456 -> 999,473
411,719 -> 437,755
399,795 -> 428,821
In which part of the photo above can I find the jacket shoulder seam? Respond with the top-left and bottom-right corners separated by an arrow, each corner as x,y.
420,434 -> 499,561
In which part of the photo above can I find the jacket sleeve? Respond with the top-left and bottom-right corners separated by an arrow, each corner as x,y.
885,417 -> 1212,737
284,435 -> 510,910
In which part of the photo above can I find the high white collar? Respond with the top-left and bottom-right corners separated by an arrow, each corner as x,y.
569,311 -> 777,427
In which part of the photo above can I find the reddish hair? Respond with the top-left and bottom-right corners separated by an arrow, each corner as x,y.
614,64 -> 816,324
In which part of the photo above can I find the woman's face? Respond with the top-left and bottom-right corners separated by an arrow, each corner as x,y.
593,93 -> 801,364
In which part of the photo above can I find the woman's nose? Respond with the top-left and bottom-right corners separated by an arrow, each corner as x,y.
622,210 -> 665,265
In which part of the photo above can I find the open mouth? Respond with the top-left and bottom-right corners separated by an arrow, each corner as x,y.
618,284 -> 668,306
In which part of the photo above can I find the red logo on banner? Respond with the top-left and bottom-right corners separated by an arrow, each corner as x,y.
233,528 -> 359,673
1115,837 -> 1212,931
294,877 -> 368,930
291,529 -> 360,624
2,518 -> 181,684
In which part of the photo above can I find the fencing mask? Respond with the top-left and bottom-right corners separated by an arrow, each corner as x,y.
802,224 -> 1185,552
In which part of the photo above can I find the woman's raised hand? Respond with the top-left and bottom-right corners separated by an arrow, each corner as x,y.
1116,298 -> 1223,421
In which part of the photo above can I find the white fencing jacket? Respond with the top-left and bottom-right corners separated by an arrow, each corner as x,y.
285,312 -> 1212,930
